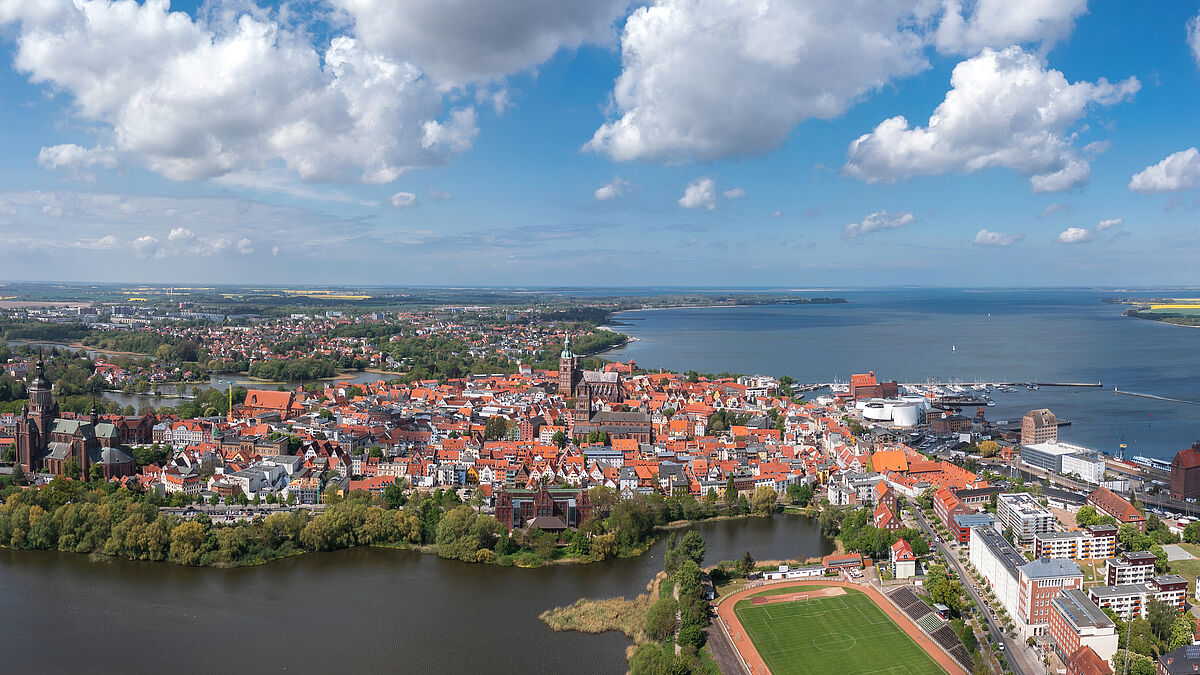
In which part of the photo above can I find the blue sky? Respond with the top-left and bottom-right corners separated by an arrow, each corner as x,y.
1,0 -> 1199,287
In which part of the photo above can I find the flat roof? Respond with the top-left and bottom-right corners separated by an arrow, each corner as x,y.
1022,442 -> 1080,457
1052,588 -> 1114,629
1089,583 -> 1150,598
1020,557 -> 1081,579
973,526 -> 1025,574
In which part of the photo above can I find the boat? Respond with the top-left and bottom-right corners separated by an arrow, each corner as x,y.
952,345 -> 956,352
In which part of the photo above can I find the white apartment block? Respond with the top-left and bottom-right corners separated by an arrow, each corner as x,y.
997,492 -> 1057,547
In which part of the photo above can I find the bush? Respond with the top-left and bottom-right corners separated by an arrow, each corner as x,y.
645,596 -> 679,642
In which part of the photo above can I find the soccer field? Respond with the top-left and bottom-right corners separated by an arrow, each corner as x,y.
734,588 -> 947,675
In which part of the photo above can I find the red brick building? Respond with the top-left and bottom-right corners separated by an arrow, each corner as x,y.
1170,442 -> 1200,500
494,485 -> 592,531
1088,487 -> 1146,532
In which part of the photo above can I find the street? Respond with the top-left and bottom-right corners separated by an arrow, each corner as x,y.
912,507 -> 1038,675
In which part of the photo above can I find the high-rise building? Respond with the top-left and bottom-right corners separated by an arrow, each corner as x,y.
1021,408 -> 1058,445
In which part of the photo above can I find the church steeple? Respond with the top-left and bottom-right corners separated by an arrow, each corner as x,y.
28,355 -> 53,415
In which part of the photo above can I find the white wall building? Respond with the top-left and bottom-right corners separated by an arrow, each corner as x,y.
996,492 -> 1057,547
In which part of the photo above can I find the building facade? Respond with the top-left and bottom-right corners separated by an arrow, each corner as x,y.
1048,588 -> 1118,664
997,492 -> 1058,547
1022,409 -> 1059,445
1170,442 -> 1200,500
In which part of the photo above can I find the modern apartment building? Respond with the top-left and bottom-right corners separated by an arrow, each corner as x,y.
997,492 -> 1057,547
1032,525 -> 1117,560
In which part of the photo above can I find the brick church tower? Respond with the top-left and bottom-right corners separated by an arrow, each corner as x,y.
16,358 -> 58,472
558,333 -> 580,397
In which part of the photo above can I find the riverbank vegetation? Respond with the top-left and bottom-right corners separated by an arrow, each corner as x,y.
0,475 -> 781,570
542,531 -> 719,675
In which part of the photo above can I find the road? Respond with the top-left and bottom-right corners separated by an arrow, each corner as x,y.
912,507 -> 1038,675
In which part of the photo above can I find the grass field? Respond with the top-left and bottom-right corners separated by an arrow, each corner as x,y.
1170,543 -> 1200,594
734,588 -> 947,675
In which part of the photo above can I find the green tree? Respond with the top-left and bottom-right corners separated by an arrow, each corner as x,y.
1147,599 -> 1176,643
551,430 -> 567,450
1185,521 -> 1200,544
484,416 -> 509,441
62,459 -> 82,480
740,550 -> 755,575
749,486 -> 778,515
677,530 -> 706,567
1150,544 -> 1170,573
1112,649 -> 1156,675
1170,614 -> 1197,650
644,596 -> 678,642
169,520 -> 209,565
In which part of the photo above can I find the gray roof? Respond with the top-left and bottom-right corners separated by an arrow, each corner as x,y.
45,442 -> 73,461
95,422 -> 119,439
90,446 -> 134,466
50,419 -> 94,439
972,527 -> 1025,577
1160,645 -> 1200,674
589,411 -> 650,424
1089,583 -> 1150,598
1051,588 -> 1113,630
1020,557 -> 1081,579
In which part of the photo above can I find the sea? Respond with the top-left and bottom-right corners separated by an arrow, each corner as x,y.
601,288 -> 1200,462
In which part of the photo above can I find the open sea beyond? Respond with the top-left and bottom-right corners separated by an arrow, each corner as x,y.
602,288 -> 1200,462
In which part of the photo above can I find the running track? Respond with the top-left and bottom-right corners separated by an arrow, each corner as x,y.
714,579 -> 967,675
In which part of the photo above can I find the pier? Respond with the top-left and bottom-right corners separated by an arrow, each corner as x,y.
1113,388 -> 1200,405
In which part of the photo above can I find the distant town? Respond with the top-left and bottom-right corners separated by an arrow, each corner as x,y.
1,292 -> 1200,675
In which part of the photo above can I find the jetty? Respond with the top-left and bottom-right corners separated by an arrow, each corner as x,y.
1114,388 -> 1200,406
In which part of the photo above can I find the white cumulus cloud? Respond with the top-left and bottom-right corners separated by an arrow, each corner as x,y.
723,187 -> 746,199
843,210 -> 915,239
594,176 -> 630,201
38,144 -> 117,175
678,177 -> 717,210
1189,13 -> 1200,66
389,192 -> 418,208
1129,148 -> 1200,193
843,47 -> 1139,193
586,0 -> 929,163
0,1 -> 479,185
133,235 -> 162,259
934,0 -> 1089,55
973,229 -> 1022,247
1096,218 -> 1123,231
1056,227 -> 1094,244
328,0 -> 629,86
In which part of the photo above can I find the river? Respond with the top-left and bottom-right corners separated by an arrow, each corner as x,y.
602,289 -> 1200,461
0,514 -> 831,674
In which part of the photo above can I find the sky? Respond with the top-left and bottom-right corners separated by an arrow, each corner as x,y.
1,0 -> 1199,287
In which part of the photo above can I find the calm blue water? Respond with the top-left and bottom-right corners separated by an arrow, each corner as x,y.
603,289 -> 1200,461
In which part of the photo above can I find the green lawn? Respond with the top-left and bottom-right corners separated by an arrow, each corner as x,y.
734,588 -> 947,675
1170,543 -> 1200,594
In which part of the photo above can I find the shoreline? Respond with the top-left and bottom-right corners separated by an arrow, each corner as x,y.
0,508 -> 809,570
